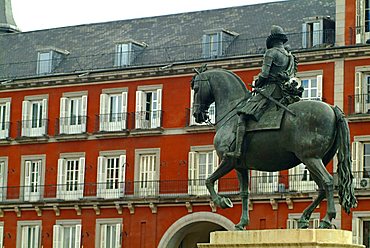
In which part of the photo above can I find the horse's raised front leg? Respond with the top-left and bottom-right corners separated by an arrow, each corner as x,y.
206,156 -> 234,209
301,158 -> 336,229
235,167 -> 249,230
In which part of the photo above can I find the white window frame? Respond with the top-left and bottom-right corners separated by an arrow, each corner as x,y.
95,219 -> 122,248
16,220 -> 42,248
0,222 -> 3,248
57,153 -> 85,200
0,157 -> 8,201
135,85 -> 162,129
59,92 -> 88,135
352,137 -> 370,189
21,95 -> 48,137
134,148 -> 160,196
188,146 -> 218,195
0,98 -> 11,139
293,72 -> 323,101
97,150 -> 126,199
354,70 -> 370,114
21,155 -> 45,202
352,211 -> 370,245
356,0 -> 370,43
114,41 -> 144,67
251,170 -> 279,193
53,220 -> 82,248
37,51 -> 53,75
289,163 -> 317,192
287,213 -> 320,229
189,89 -> 216,126
100,88 -> 128,132
302,21 -> 323,48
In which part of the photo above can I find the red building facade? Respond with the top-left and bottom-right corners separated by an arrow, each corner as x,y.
0,0 -> 370,247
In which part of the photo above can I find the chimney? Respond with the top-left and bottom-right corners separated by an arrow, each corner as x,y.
0,0 -> 20,33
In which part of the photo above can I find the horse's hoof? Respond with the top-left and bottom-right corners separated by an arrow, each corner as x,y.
319,220 -> 332,229
298,220 -> 309,229
234,224 -> 245,231
218,197 -> 233,209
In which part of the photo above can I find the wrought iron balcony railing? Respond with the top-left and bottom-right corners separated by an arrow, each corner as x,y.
95,112 -> 129,133
55,116 -> 88,135
17,119 -> 48,138
348,94 -> 370,115
0,122 -> 10,139
133,110 -> 163,129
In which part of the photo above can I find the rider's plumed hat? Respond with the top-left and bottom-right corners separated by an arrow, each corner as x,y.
266,25 -> 288,49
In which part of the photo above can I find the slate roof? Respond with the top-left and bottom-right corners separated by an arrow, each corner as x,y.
0,0 -> 335,80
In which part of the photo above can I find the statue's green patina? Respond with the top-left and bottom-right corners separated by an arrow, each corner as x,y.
191,26 -> 357,230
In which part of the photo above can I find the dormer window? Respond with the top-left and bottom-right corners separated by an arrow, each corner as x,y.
114,41 -> 145,67
36,49 -> 67,75
302,16 -> 334,48
202,29 -> 238,58
356,0 -> 370,43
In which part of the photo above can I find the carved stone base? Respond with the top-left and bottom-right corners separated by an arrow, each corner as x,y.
197,229 -> 365,248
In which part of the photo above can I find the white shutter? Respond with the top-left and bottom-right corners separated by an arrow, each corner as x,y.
115,223 -> 122,248
4,101 -> 10,125
57,159 -> 65,199
0,225 -> 3,248
81,95 -> 88,133
97,156 -> 107,197
34,225 -> 40,248
121,91 -> 128,129
356,0 -> 365,43
99,93 -> 108,131
302,23 -> 308,48
352,217 -> 361,244
313,218 -> 320,229
135,91 -> 143,128
202,34 -> 210,58
59,97 -> 68,134
316,75 -> 323,100
156,89 -> 162,128
0,162 -> 4,200
188,152 -> 196,194
24,160 -> 32,201
355,72 -> 364,113
352,141 -> 362,173
119,155 -> 126,195
78,157 -> 85,198
42,98 -> 48,134
190,89 -> 195,126
100,224 -> 107,248
287,219 -> 294,229
212,150 -> 219,171
21,226 -> 29,248
21,100 -> 30,136
53,224 -> 63,248
75,224 -> 82,248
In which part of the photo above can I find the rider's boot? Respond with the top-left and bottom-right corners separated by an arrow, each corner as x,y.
225,122 -> 246,158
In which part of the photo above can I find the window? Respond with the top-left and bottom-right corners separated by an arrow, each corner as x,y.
135,86 -> 162,129
99,89 -> 128,132
289,163 -> 316,192
299,75 -> 323,101
17,221 -> 41,248
356,0 -> 370,43
114,42 -> 144,67
135,148 -> 160,196
188,147 -> 218,195
37,51 -> 52,74
95,219 -> 122,248
354,72 -> 370,114
21,96 -> 48,137
189,89 -> 216,126
59,93 -> 88,134
97,151 -> 126,199
287,213 -> 320,229
0,158 -> 7,201
53,221 -> 81,248
352,140 -> 370,189
302,17 -> 334,48
0,98 -> 11,139
22,155 -> 45,202
57,154 -> 85,200
352,212 -> 370,247
251,171 -> 279,193
202,30 -> 237,58
0,223 -> 3,248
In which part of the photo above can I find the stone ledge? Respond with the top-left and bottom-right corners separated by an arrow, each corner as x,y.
198,229 -> 365,248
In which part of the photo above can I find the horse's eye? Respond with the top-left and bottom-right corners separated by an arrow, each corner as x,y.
194,85 -> 199,93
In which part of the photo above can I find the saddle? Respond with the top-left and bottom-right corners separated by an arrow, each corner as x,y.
245,105 -> 285,132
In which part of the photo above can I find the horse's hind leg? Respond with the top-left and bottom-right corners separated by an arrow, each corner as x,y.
206,156 -> 235,209
300,158 -> 336,228
235,167 -> 249,230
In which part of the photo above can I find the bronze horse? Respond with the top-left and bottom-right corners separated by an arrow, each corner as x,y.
191,68 -> 357,230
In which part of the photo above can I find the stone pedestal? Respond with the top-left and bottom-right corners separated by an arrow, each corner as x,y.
197,229 -> 365,248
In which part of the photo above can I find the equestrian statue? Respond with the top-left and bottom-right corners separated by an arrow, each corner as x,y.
191,25 -> 357,230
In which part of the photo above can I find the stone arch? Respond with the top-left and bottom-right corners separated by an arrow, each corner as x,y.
158,212 -> 234,248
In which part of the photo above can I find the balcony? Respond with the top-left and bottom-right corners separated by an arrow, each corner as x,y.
133,110 -> 163,130
348,94 -> 370,116
17,119 -> 48,138
95,112 -> 129,133
56,116 -> 88,135
0,121 -> 10,140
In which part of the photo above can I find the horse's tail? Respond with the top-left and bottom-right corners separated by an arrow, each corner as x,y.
333,106 -> 357,214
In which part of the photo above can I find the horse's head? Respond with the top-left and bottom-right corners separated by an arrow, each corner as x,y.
191,69 -> 214,124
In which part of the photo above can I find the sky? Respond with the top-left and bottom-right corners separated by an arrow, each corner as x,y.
11,0 -> 284,32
